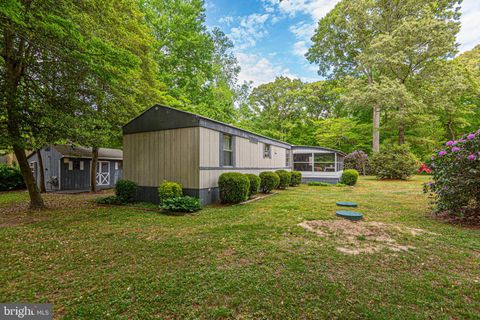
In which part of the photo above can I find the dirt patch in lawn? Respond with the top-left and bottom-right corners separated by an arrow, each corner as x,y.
299,220 -> 437,255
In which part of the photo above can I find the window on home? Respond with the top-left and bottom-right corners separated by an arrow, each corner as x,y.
314,153 -> 335,172
263,144 -> 271,158
293,152 -> 337,172
286,150 -> 291,167
293,153 -> 312,172
222,134 -> 233,166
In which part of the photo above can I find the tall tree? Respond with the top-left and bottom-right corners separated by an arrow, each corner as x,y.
0,0 -> 163,207
307,0 -> 461,151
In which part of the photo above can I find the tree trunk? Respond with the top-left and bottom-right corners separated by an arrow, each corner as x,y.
90,147 -> 99,192
372,106 -> 380,152
36,149 -> 46,193
4,28 -> 44,209
398,123 -> 405,145
13,147 -> 45,209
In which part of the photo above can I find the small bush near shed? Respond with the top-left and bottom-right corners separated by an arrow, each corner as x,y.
259,171 -> 280,193
245,174 -> 260,196
0,164 -> 25,191
370,145 -> 418,180
218,172 -> 250,204
158,181 -> 183,203
96,195 -> 122,205
341,169 -> 359,186
115,179 -> 137,203
160,196 -> 202,213
290,171 -> 302,186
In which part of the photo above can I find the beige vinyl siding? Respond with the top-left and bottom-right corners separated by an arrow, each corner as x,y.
199,127 -> 290,189
123,127 -> 199,188
199,127 -> 220,167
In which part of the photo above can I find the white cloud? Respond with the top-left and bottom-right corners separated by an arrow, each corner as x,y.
293,40 -> 309,57
219,15 -> 234,25
263,0 -> 339,20
458,0 -> 480,52
236,52 -> 296,85
229,13 -> 270,49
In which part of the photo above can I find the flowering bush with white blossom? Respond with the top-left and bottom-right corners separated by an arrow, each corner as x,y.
426,129 -> 480,219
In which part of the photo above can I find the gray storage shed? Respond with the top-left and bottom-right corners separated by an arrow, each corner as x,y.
27,145 -> 123,191
123,105 -> 292,204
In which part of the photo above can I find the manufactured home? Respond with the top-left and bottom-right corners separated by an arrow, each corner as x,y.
123,105 -> 346,204
27,145 -> 123,192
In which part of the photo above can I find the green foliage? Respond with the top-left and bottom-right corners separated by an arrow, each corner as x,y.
275,170 -> 291,189
218,173 -> 250,204
0,164 -> 25,191
341,169 -> 360,186
95,195 -> 122,205
426,130 -> 480,219
371,146 -> 419,180
335,183 -> 347,187
115,179 -> 137,204
315,118 -> 371,154
344,150 -> 371,175
290,171 -> 302,186
259,172 -> 280,193
245,174 -> 260,196
160,196 -> 202,213
307,181 -> 331,187
158,181 -> 183,203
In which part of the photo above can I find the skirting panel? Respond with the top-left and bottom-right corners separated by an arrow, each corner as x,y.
301,177 -> 340,184
136,186 -> 220,205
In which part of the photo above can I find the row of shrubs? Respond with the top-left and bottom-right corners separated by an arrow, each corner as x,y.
97,179 -> 202,213
218,170 -> 302,204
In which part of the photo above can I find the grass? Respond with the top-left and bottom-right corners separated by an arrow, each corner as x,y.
0,176 -> 479,319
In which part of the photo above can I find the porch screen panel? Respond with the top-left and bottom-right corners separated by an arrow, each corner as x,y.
314,153 -> 335,172
293,153 -> 312,172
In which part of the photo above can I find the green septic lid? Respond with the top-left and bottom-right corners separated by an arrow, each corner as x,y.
336,201 -> 358,208
336,210 -> 363,221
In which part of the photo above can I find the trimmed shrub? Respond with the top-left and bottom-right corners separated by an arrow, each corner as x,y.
259,171 -> 280,193
115,179 -> 137,203
160,196 -> 202,213
0,164 -> 25,191
275,170 -> 291,189
218,172 -> 250,203
158,181 -> 183,203
245,174 -> 260,196
344,150 -> 371,175
425,130 -> 480,219
290,171 -> 302,186
341,169 -> 359,186
307,181 -> 331,186
370,145 -> 419,180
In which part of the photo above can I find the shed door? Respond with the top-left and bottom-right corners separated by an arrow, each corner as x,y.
96,161 -> 110,186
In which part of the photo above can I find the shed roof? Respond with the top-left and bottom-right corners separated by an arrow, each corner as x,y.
53,145 -> 123,160
123,104 -> 292,149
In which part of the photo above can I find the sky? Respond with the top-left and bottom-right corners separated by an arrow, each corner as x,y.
205,0 -> 480,87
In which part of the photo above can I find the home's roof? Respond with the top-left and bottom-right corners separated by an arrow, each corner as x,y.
123,104 -> 292,149
53,145 -> 123,160
292,145 -> 347,156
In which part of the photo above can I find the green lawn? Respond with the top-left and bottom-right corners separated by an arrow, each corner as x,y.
0,177 -> 479,319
